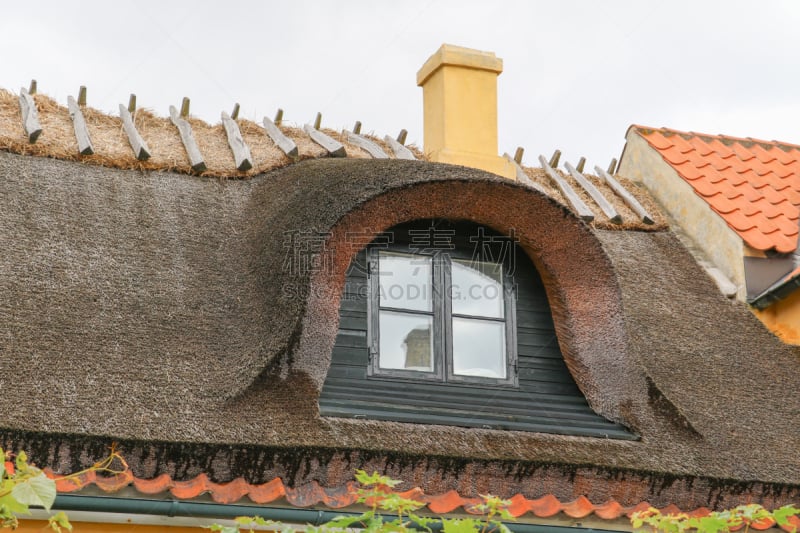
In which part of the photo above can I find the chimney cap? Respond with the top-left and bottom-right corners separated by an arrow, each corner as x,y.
416,44 -> 503,86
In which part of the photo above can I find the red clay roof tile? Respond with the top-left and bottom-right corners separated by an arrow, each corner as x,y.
132,473 -> 173,495
35,467 -> 797,530
633,126 -> 800,252
561,496 -> 595,518
528,494 -> 563,517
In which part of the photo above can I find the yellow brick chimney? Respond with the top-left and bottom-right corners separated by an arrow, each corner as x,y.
417,44 -> 515,179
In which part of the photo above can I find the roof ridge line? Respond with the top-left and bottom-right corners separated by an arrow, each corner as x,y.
631,124 -> 800,152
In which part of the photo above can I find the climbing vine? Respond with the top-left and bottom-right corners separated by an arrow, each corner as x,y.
1,447 -> 126,532
210,469 -> 515,533
631,504 -> 799,533
2,451 -> 797,533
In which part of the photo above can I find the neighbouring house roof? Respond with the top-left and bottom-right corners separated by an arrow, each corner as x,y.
1,93 -> 799,517
627,125 -> 800,253
751,265 -> 800,309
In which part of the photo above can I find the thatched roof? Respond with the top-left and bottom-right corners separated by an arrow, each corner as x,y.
0,149 -> 797,510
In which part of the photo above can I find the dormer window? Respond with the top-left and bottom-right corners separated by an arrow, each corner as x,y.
369,248 -> 517,386
320,219 -> 633,438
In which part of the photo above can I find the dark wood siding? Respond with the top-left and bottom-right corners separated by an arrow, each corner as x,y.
320,224 -> 634,440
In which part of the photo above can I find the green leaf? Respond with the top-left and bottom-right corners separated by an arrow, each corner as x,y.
11,472 -> 57,510
696,515 -> 731,533
0,492 -> 30,515
355,470 -> 401,488
15,451 -> 29,472
48,511 -> 73,533
442,518 -> 482,532
209,526 -> 239,533
773,505 -> 800,528
494,522 -> 514,533
324,511 -> 373,529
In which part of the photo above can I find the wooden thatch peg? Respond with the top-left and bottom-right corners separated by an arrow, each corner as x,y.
608,157 -> 618,175
128,94 -> 137,113
397,129 -> 408,145
221,110 -> 252,171
384,134 -> 415,160
576,157 -> 586,173
231,103 -> 240,120
170,105 -> 206,172
77,86 -> 87,107
28,79 -> 37,95
565,161 -> 620,223
548,149 -> 561,169
514,146 -> 524,164
67,93 -> 94,155
274,108 -> 284,126
344,128 -> 388,159
19,87 -> 42,143
180,97 -> 190,118
313,112 -> 322,130
353,121 -> 362,134
262,116 -> 297,158
539,154 -> 593,222
594,165 -> 653,225
120,102 -> 151,161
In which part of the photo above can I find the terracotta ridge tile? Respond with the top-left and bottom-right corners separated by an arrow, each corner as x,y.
285,481 -> 328,507
506,493 -> 532,518
427,489 -> 468,514
207,477 -> 251,505
527,494 -> 563,517
41,467 -> 791,526
634,125 -> 800,152
132,473 -> 174,494
170,472 -> 212,500
561,496 -> 596,518
593,500 -> 626,520
322,481 -> 362,509
247,477 -> 288,504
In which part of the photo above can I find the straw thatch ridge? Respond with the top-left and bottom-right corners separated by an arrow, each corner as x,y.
0,89 -> 425,177
0,152 -> 798,506
0,89 -> 664,230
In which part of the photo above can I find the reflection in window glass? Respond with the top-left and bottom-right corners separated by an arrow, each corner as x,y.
451,259 -> 504,318
452,317 -> 506,378
379,252 -> 432,312
379,311 -> 434,371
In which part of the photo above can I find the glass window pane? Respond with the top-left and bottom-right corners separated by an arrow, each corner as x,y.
452,317 -> 506,379
451,259 -> 504,318
378,252 -> 432,312
379,311 -> 434,372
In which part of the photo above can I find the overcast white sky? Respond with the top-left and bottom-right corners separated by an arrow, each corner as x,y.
2,1 -> 799,171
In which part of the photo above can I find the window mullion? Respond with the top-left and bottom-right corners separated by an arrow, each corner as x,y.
367,247 -> 380,374
439,253 -> 453,383
505,271 -> 519,386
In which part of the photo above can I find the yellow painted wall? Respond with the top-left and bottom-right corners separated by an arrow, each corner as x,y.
618,131 -> 747,299
16,520 -> 205,533
753,289 -> 800,345
417,44 -> 515,179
